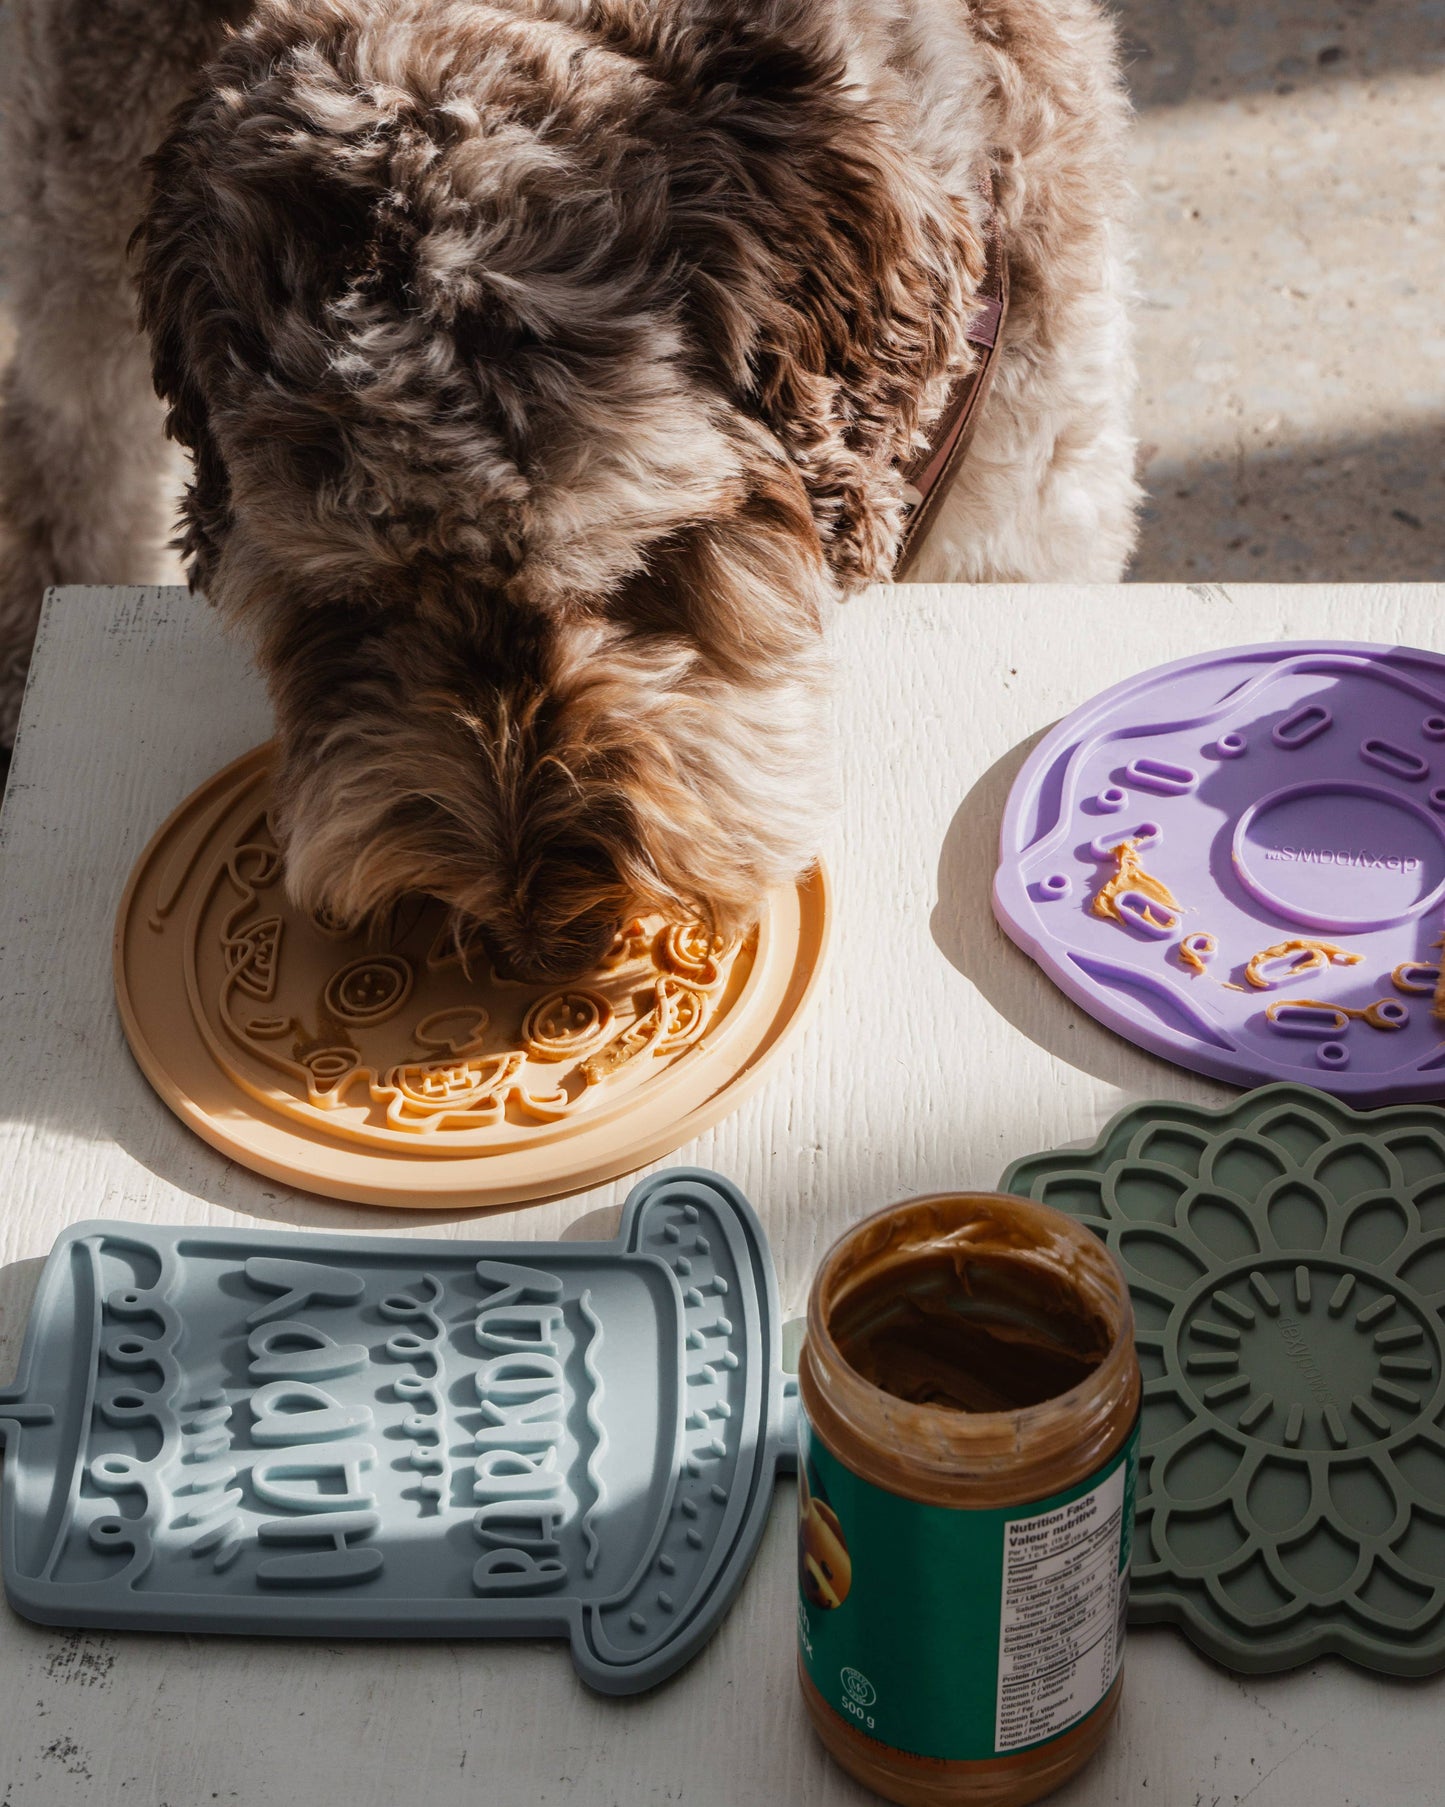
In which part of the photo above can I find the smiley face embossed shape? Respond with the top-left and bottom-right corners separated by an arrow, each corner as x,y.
1003,1086 -> 1445,1677
115,746 -> 828,1207
0,1172 -> 797,1693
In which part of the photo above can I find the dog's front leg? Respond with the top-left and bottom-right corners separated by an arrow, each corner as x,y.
0,0 -> 247,742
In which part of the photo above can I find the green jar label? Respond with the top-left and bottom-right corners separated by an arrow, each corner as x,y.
797,1411 -> 1139,1763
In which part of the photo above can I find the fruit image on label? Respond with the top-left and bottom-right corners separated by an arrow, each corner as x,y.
799,1459 -> 853,1610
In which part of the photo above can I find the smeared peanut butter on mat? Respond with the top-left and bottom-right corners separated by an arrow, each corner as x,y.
1091,839 -> 1184,934
1177,931 -> 1217,975
1244,937 -> 1360,989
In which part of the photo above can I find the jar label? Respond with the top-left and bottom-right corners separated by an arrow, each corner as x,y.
797,1411 -> 1139,1762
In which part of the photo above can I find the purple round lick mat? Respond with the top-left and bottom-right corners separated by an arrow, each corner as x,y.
993,642 -> 1445,1104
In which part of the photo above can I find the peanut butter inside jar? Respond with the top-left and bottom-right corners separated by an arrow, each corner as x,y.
797,1194 -> 1141,1807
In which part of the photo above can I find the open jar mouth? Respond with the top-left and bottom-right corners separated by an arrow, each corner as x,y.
802,1193 -> 1139,1505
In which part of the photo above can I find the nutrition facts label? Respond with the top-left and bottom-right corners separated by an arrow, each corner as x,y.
994,1464 -> 1128,1753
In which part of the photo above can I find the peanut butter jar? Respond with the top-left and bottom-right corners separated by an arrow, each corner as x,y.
797,1193 -> 1141,1807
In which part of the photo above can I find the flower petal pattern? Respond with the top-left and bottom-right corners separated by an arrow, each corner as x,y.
1000,1083 -> 1445,1676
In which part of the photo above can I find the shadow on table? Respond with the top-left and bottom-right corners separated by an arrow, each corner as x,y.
0,1256 -> 45,1390
0,964 -> 675,1233
122,1137 -> 575,1234
25,1052 -> 568,1234
928,727 -> 1201,1096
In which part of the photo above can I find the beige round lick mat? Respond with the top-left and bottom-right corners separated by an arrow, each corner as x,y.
115,746 -> 828,1209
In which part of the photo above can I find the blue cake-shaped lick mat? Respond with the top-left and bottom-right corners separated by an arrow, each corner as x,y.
0,1170 -> 795,1694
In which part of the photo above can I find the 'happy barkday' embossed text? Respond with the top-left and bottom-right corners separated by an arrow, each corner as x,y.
228,1254 -> 581,1592
469,1261 -> 575,1595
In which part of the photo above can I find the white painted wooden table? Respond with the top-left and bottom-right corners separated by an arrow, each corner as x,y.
1,582 -> 1441,1806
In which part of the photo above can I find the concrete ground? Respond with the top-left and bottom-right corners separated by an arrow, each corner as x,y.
0,0 -> 1441,584
1118,0 -> 1445,581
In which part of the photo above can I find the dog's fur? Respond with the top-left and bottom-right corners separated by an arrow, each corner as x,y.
0,0 -> 1138,978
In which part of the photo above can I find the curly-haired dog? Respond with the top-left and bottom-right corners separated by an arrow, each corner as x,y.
0,0 -> 1138,978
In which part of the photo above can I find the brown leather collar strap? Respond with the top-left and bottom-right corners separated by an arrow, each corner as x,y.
893,174 -> 1009,577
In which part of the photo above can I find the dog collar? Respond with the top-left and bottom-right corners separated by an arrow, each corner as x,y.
893,173 -> 1009,577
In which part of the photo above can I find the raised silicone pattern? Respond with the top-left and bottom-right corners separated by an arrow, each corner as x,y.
1002,1083 -> 1445,1677
114,745 -> 828,1208
0,1171 -> 796,1693
993,640 -> 1445,1103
